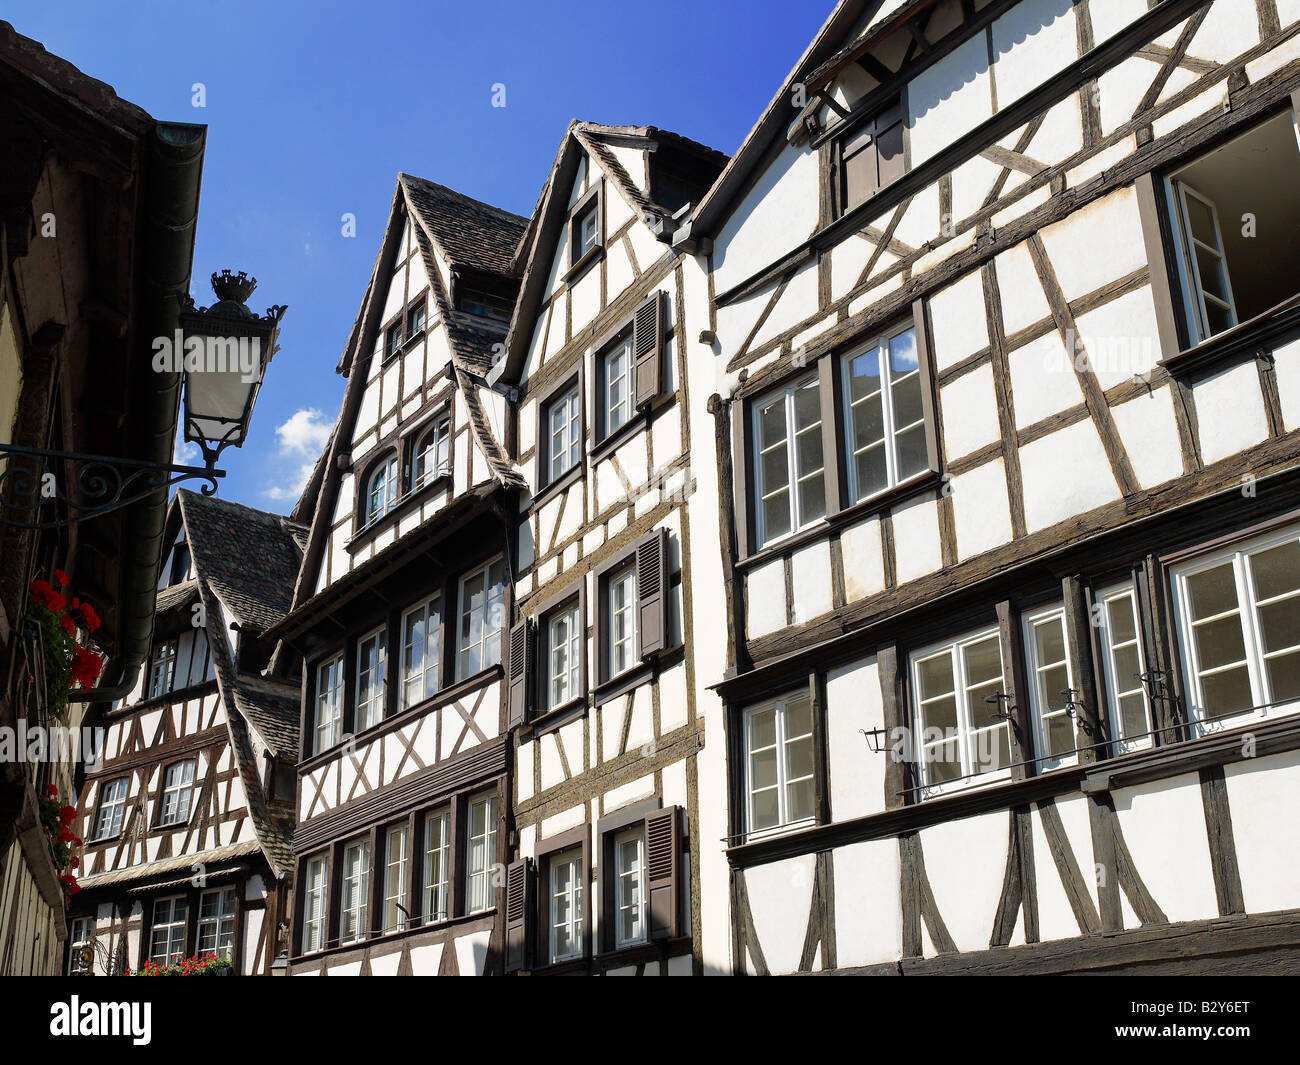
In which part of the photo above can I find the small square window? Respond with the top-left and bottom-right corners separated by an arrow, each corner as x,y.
574,203 -> 600,262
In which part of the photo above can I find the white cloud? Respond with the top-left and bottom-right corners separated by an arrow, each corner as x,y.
275,407 -> 331,456
264,461 -> 317,502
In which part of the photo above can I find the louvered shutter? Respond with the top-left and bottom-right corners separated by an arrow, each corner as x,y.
632,291 -> 663,408
636,528 -> 668,659
645,807 -> 681,940
504,857 -> 534,972
507,620 -> 533,728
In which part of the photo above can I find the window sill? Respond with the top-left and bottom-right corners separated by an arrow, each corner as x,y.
522,696 -> 588,738
1159,290 -> 1300,377
589,410 -> 647,464
291,907 -> 496,963
530,462 -> 583,511
592,662 -> 655,707
563,244 -> 604,285
345,474 -> 453,554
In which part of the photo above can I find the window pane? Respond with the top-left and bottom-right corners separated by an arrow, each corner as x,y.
963,637 -> 1003,686
1120,693 -> 1149,739
760,444 -> 790,492
923,694 -> 958,732
1267,651 -> 1300,704
852,394 -> 885,451
761,493 -> 792,542
1250,540 -> 1300,601
1034,619 -> 1066,667
785,694 -> 812,738
888,328 -> 918,376
757,398 -> 786,449
751,748 -> 778,791
1107,595 -> 1137,644
928,742 -> 960,783
1195,616 -> 1248,670
1201,667 -> 1254,717
752,788 -> 780,830
917,654 -> 954,699
795,427 -> 822,479
1187,563 -> 1238,620
854,445 -> 889,500
893,423 -> 928,480
847,349 -> 882,404
785,736 -> 814,781
750,707 -> 776,749
793,378 -> 821,431
1185,193 -> 1217,245
1113,644 -> 1142,691
1257,599 -> 1300,656
787,777 -> 815,823
798,472 -> 827,524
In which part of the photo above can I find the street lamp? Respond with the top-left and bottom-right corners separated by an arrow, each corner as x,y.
0,270 -> 285,529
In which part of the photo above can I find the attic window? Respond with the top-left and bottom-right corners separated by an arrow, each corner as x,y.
384,321 -> 404,363
834,96 -> 906,216
456,287 -> 512,323
407,299 -> 427,337
567,182 -> 604,278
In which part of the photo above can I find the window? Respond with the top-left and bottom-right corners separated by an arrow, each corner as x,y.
1171,524 -> 1300,734
570,186 -> 602,267
744,693 -> 815,836
604,562 -> 638,680
354,628 -> 387,732
836,97 -> 905,215
68,916 -> 94,975
545,601 -> 582,711
422,809 -> 451,924
543,382 -> 582,485
910,628 -> 1010,793
752,374 -> 826,547
406,299 -> 427,337
601,335 -> 634,439
148,641 -> 176,699
548,848 -> 584,963
302,855 -> 328,953
613,828 -> 645,948
1164,110 -> 1300,345
382,824 -> 409,934
401,596 -> 442,709
158,759 -> 196,826
314,654 -> 344,753
384,320 -> 403,362
456,287 -> 512,323
1096,584 -> 1154,753
466,792 -> 498,913
93,777 -> 128,839
149,896 -> 188,966
412,416 -> 450,488
841,324 -> 928,504
365,455 -> 398,526
1022,604 -> 1078,770
340,838 -> 371,944
197,886 -> 237,959
457,557 -> 505,680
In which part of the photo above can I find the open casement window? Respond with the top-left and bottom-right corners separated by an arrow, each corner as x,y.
744,693 -> 815,837
93,777 -> 128,840
752,374 -> 827,548
841,323 -> 929,504
339,837 -> 371,944
197,887 -> 237,959
835,96 -> 906,216
382,823 -> 409,934
1095,583 -> 1155,753
314,654 -> 344,753
412,415 -> 450,489
401,595 -> 442,710
148,640 -> 176,699
158,759 -> 195,826
1173,182 -> 1238,341
149,896 -> 188,966
1170,523 -> 1300,735
354,626 -> 387,732
301,854 -> 328,953
543,382 -> 582,486
365,454 -> 398,526
457,557 -> 505,680
1021,604 -> 1079,771
910,628 -> 1011,796
465,791 -> 499,914
422,808 -> 451,924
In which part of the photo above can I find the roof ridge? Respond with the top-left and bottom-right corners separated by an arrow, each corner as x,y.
398,172 -> 529,228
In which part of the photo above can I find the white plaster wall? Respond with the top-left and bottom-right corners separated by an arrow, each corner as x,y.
950,458 -> 1013,560
744,854 -> 816,974
825,656 -> 886,821
1019,419 -> 1119,532
833,838 -> 901,970
891,493 -> 942,584
1194,360 -> 1271,466
921,810 -> 1008,953
1224,747 -> 1300,915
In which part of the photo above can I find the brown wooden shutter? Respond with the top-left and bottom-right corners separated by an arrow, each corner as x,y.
636,528 -> 668,659
504,857 -> 534,973
912,298 -> 943,476
633,291 -> 663,408
644,806 -> 681,940
507,620 -> 533,728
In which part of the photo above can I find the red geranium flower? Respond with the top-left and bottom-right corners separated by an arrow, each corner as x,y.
60,614 -> 76,635
53,569 -> 69,586
60,805 -> 76,824
45,783 -> 59,797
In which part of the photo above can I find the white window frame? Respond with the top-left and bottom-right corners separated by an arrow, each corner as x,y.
548,847 -> 584,964
68,916 -> 94,975
340,838 -> 371,944
602,335 -> 634,438
365,454 -> 398,526
840,323 -> 927,505
354,626 -> 387,733
315,654 -> 344,753
149,896 -> 188,966
547,601 -> 582,711
743,693 -> 816,839
546,383 -> 582,484
1172,180 -> 1238,343
401,595 -> 442,710
613,827 -> 646,949
575,201 -> 600,260
158,759 -> 196,826
422,808 -> 451,924
382,824 -> 409,934
1171,523 -> 1300,736
196,886 -> 237,959
413,415 -> 450,488
94,777 -> 128,840
1021,603 -> 1079,772
1096,582 -> 1155,753
605,561 -> 638,680
465,791 -> 498,914
909,627 -> 1012,797
149,640 -> 177,699
752,373 -> 826,548
302,855 -> 328,953
457,557 -> 505,680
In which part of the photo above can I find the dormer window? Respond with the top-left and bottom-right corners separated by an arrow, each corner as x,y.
835,96 -> 906,216
413,416 -> 451,489
567,182 -> 603,278
365,455 -> 398,525
456,287 -> 512,323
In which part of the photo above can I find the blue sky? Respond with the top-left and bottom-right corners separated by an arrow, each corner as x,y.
9,0 -> 834,510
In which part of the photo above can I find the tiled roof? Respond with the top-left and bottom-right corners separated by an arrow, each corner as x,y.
231,675 -> 301,762
76,840 -> 262,891
400,173 -> 528,279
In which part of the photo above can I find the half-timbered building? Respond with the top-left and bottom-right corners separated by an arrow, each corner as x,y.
267,176 -> 528,976
686,0 -> 1300,974
486,122 -> 726,975
67,490 -> 303,975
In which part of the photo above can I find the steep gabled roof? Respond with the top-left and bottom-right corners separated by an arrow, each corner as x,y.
492,120 -> 728,386
401,173 -> 528,278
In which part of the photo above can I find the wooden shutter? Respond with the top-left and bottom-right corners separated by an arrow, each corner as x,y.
633,291 -> 663,408
636,528 -> 668,659
504,857 -> 534,973
507,620 -> 533,728
912,298 -> 942,476
645,806 -> 681,940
